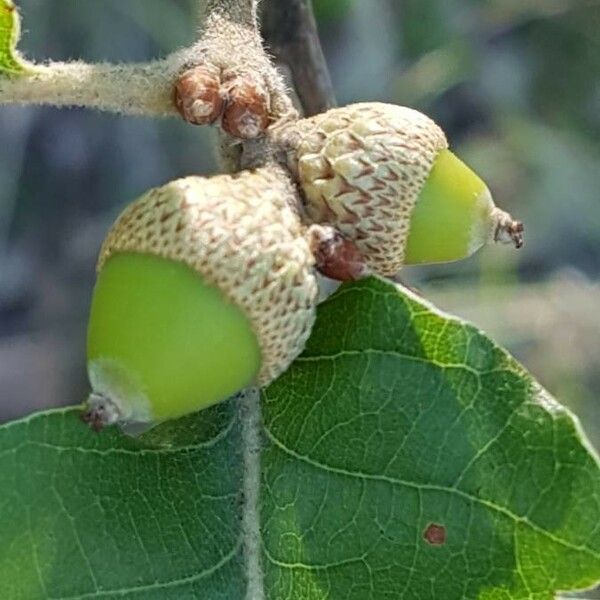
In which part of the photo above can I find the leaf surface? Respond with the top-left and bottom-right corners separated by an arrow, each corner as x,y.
0,278 -> 598,599
261,278 -> 600,599
0,404 -> 245,599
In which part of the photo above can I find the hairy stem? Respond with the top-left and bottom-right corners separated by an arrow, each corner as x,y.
200,0 -> 262,62
0,56 -> 193,116
200,0 -> 296,123
196,0 -> 297,171
199,0 -> 259,27
238,387 -> 266,600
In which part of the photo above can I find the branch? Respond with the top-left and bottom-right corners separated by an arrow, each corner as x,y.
185,0 -> 299,171
0,57 -> 190,116
194,0 -> 297,125
0,0 -> 291,123
261,0 -> 336,116
199,0 -> 258,27
0,2 -> 198,117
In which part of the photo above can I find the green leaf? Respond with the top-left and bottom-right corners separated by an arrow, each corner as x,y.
0,277 -> 599,599
0,0 -> 27,75
262,279 -> 600,599
0,403 -> 246,599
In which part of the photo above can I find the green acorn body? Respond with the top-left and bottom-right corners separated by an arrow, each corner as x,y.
278,103 -> 523,275
85,169 -> 318,428
404,149 -> 504,265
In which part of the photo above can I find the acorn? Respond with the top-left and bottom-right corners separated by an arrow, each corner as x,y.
277,102 -> 523,276
83,169 -> 318,429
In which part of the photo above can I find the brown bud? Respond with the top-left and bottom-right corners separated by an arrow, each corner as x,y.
309,225 -> 369,282
174,66 -> 225,125
221,75 -> 269,139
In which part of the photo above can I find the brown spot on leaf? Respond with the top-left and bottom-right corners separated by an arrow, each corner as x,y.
423,523 -> 446,546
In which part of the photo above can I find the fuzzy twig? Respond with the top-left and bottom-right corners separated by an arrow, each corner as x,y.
0,57 -> 191,116
0,0 -> 294,124
197,0 -> 297,124
191,0 -> 299,170
199,0 -> 259,28
198,0 -> 263,68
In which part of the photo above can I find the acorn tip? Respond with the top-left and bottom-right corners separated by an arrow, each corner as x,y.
492,208 -> 524,249
81,392 -> 121,432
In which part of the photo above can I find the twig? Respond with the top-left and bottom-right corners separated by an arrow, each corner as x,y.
261,0 -> 337,116
0,57 -> 190,116
188,0 -> 299,170
199,0 -> 259,27
238,387 -> 266,600
195,0 -> 297,125
0,0 -> 294,124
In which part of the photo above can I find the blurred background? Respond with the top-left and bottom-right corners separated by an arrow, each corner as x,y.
0,0 -> 598,454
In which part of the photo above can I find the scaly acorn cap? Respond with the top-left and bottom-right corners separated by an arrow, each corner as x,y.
277,103 -> 447,275
276,102 -> 522,275
98,168 -> 318,386
88,168 -> 318,425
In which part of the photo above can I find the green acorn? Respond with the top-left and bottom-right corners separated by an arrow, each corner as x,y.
83,169 -> 318,429
278,102 -> 523,275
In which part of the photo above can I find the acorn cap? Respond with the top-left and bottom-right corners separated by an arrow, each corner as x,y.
279,103 -> 448,276
98,168 -> 318,386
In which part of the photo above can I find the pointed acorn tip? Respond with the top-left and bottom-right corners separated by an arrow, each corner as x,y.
492,207 -> 524,249
81,392 -> 121,432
